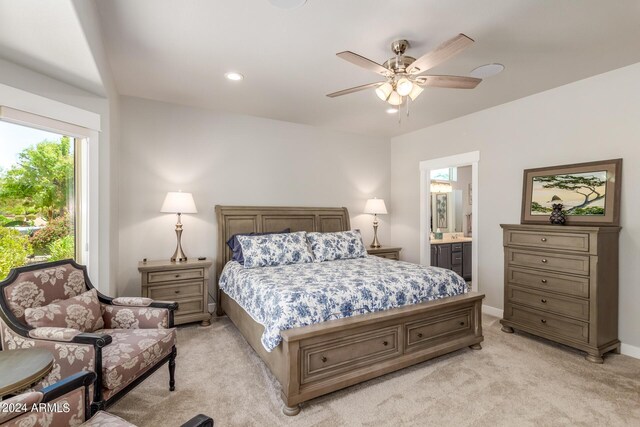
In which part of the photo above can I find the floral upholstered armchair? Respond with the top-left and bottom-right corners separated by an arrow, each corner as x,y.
0,371 -> 214,427
0,260 -> 179,413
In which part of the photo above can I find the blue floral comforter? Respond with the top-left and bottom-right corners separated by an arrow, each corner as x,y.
219,256 -> 468,351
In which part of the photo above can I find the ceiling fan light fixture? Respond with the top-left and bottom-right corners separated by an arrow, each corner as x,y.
386,107 -> 398,114
387,91 -> 403,106
396,78 -> 413,96
408,84 -> 424,101
375,82 -> 393,101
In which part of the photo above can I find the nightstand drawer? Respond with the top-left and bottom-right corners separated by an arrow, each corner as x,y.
505,230 -> 590,252
507,304 -> 589,343
174,297 -> 205,317
147,281 -> 203,300
147,268 -> 204,284
507,267 -> 589,298
507,285 -> 589,320
506,248 -> 590,276
373,252 -> 399,260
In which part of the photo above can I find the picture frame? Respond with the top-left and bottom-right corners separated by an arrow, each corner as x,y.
436,193 -> 448,229
521,158 -> 622,226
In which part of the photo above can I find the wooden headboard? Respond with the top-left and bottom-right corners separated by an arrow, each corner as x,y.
214,205 -> 351,312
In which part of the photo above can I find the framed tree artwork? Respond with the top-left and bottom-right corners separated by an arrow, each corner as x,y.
521,159 -> 622,226
436,193 -> 448,229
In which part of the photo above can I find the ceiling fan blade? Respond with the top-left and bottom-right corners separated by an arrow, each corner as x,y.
326,82 -> 384,98
336,51 -> 390,76
408,34 -> 474,74
417,75 -> 482,89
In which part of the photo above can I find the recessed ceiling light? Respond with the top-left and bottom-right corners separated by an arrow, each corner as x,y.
386,108 -> 398,114
225,72 -> 244,81
470,63 -> 505,78
268,0 -> 307,9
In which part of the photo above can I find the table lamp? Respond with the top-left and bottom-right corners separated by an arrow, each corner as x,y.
364,198 -> 388,248
161,191 -> 197,262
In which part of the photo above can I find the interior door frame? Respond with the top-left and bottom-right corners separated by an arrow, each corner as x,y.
419,151 -> 480,289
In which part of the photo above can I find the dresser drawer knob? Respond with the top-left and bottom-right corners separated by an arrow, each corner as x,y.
541,259 -> 548,263
321,356 -> 327,363
541,299 -> 547,303
541,237 -> 547,242
383,341 -> 389,346
174,290 -> 180,294
541,279 -> 548,284
540,319 -> 547,324
175,274 -> 181,278
417,333 -> 423,338
459,321 -> 465,326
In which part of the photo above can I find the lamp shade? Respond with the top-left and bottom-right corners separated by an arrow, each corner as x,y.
375,82 -> 393,101
364,198 -> 388,215
160,191 -> 198,214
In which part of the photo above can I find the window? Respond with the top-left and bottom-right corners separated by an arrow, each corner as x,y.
430,167 -> 457,182
0,120 -> 83,278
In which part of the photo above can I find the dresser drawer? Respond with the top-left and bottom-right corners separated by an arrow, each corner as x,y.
507,304 -> 589,343
507,285 -> 589,320
301,326 -> 400,384
507,267 -> 589,298
147,268 -> 204,284
405,309 -> 471,351
146,281 -> 203,300
505,230 -> 590,252
506,248 -> 590,276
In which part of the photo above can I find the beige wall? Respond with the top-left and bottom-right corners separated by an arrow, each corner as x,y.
117,96 -> 391,299
390,62 -> 640,349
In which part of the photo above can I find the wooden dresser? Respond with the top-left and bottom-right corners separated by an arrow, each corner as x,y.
138,258 -> 213,326
500,224 -> 620,363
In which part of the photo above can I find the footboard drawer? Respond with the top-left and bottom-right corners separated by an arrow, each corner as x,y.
300,326 -> 401,384
405,308 -> 472,351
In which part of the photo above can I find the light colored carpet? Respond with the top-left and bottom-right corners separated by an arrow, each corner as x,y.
110,315 -> 640,426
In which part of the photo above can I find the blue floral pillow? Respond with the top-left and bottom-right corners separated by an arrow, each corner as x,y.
237,231 -> 314,268
306,230 -> 367,262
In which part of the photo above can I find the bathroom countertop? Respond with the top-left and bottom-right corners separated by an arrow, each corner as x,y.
430,237 -> 473,245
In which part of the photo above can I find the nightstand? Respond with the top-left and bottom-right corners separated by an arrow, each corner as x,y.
366,246 -> 402,260
138,258 -> 213,326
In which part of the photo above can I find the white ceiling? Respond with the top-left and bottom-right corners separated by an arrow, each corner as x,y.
0,0 -> 105,96
9,0 -> 640,138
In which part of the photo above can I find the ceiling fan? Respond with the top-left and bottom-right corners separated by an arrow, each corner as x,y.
327,34 -> 481,107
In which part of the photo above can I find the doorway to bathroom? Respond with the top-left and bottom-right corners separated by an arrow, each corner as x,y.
419,151 -> 479,291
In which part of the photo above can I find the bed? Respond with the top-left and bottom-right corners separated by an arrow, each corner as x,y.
215,205 -> 484,416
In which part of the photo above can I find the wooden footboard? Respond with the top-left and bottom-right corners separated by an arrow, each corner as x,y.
221,291 -> 484,415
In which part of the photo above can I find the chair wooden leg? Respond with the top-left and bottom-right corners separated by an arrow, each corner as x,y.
169,346 -> 177,391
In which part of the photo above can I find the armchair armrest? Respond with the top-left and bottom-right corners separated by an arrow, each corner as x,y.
112,297 -> 153,307
150,300 -> 179,311
72,332 -> 113,348
40,371 -> 96,402
180,414 -> 214,427
29,327 -> 82,342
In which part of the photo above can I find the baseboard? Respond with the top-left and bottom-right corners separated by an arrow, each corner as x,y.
482,304 -> 503,318
208,303 -> 216,314
621,343 -> 640,359
482,304 -> 639,360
